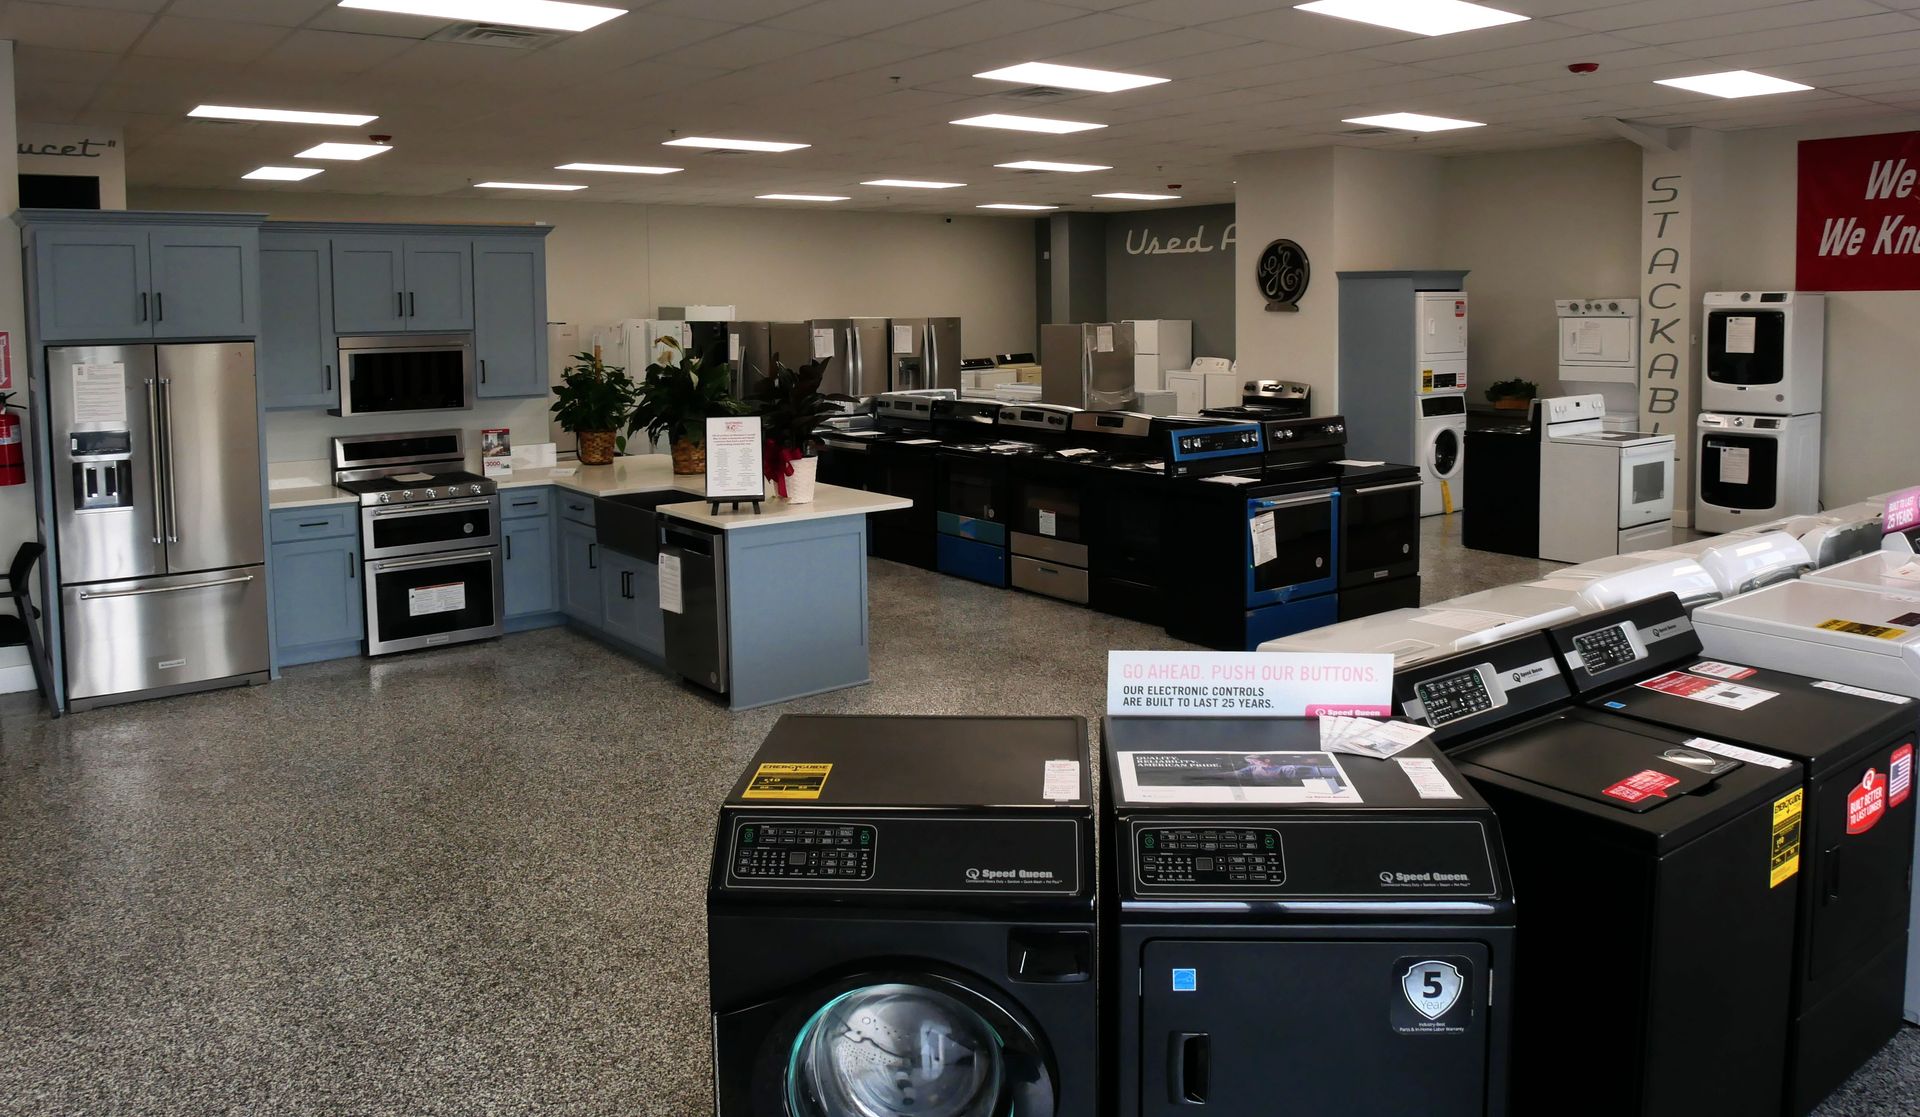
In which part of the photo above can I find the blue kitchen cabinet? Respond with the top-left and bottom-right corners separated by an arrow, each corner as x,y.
599,549 -> 664,657
473,236 -> 548,398
150,227 -> 257,339
558,516 -> 602,626
259,233 -> 337,410
31,227 -> 149,340
331,235 -> 408,333
503,509 -> 559,624
402,237 -> 473,332
270,532 -> 364,667
27,220 -> 258,342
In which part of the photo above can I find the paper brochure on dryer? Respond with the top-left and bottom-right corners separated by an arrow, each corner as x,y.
1107,651 -> 1393,717
1117,751 -> 1365,804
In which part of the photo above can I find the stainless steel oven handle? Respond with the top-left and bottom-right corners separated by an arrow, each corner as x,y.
1253,492 -> 1335,510
160,378 -> 179,544
80,574 -> 254,600
144,378 -> 163,545
369,497 -> 495,518
371,548 -> 497,572
1353,480 -> 1422,495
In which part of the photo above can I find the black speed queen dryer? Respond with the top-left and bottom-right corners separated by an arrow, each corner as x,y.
1102,717 -> 1514,1116
1546,595 -> 1916,1117
709,716 -> 1097,1117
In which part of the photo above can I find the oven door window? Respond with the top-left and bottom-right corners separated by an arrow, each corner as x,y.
1249,493 -> 1335,600
1699,435 -> 1779,510
1016,480 -> 1083,543
1342,482 -> 1419,575
346,348 -> 469,413
369,505 -> 495,555
370,550 -> 498,642
942,460 -> 1000,522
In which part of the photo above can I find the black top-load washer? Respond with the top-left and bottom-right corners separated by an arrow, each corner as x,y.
709,715 -> 1098,1117
1102,717 -> 1515,1117
1394,634 -> 1806,1117
1544,594 -> 1918,1117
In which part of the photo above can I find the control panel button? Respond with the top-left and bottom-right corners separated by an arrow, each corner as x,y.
733,822 -> 876,881
1138,827 -> 1285,888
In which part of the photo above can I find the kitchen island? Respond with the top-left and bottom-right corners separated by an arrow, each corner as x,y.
266,455 -> 908,710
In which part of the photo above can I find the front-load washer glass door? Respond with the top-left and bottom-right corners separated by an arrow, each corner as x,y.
1427,426 -> 1462,480
788,984 -> 1010,1117
1700,433 -> 1780,511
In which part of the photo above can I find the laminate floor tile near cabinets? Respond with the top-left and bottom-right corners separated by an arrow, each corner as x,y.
0,541 -> 1910,1117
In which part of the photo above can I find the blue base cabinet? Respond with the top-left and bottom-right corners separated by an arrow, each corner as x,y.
268,507 -> 363,667
558,516 -> 602,626
503,489 -> 562,630
600,549 -> 664,657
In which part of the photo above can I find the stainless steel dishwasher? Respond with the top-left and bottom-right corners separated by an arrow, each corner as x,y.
661,520 -> 728,694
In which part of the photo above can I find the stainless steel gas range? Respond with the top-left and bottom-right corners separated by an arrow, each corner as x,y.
332,430 -> 504,656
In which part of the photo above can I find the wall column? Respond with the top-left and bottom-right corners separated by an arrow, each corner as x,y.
0,41 -> 35,690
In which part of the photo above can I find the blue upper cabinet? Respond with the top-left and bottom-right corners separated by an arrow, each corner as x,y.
24,216 -> 262,342
259,233 -> 337,410
331,235 -> 408,334
151,227 -> 257,339
403,237 -> 473,332
474,237 -> 548,398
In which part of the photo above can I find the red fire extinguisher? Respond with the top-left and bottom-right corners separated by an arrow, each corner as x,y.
0,393 -> 24,486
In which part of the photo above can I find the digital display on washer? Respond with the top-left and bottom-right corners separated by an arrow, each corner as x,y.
732,822 -> 875,881
1574,625 -> 1641,675
1415,669 -> 1496,728
1137,827 -> 1284,887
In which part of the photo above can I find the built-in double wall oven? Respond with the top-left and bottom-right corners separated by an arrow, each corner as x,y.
361,497 -> 503,655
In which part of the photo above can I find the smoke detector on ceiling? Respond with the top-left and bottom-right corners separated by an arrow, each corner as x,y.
428,22 -> 565,49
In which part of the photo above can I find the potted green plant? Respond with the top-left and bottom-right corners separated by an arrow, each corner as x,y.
629,337 -> 742,475
1484,378 -> 1538,411
750,359 -> 841,503
550,352 -> 639,465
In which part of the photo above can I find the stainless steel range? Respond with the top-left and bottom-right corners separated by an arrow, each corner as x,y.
332,430 -> 503,656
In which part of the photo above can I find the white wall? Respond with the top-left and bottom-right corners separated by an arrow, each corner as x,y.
1335,147 -> 1443,271
0,44 -> 34,690
133,187 -> 1038,464
1437,142 -> 1643,401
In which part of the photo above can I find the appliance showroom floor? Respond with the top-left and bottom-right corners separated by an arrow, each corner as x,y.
1,517 -> 1911,1116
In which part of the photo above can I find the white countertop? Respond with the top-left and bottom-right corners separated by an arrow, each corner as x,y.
501,457 -> 701,498
656,485 -> 912,531
268,483 -> 357,510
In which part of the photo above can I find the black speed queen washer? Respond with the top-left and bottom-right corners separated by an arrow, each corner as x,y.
709,716 -> 1097,1117
1101,717 -> 1514,1116
1394,632 -> 1805,1117
1546,594 -> 1917,1117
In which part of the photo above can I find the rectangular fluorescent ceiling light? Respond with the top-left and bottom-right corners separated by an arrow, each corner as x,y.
663,136 -> 808,152
1654,70 -> 1813,99
244,166 -> 324,181
475,181 -> 587,190
296,142 -> 390,160
952,114 -> 1105,135
1343,112 -> 1484,132
557,162 -> 681,174
862,179 -> 966,190
1296,0 -> 1526,36
979,203 -> 1057,211
191,105 -> 376,126
1095,192 -> 1181,201
973,62 -> 1168,93
758,194 -> 849,202
997,160 -> 1110,173
336,1 -> 626,32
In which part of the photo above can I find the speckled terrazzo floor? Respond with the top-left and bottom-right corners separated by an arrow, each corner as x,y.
0,518 -> 1911,1116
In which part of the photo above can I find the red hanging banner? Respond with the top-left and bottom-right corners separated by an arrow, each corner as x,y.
1798,130 -> 1920,291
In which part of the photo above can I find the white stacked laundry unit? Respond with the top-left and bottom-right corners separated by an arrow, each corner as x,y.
1696,292 -> 1825,533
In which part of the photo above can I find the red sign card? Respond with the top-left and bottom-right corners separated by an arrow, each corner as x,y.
1847,769 -> 1888,834
1798,130 -> 1920,291
1605,769 -> 1680,804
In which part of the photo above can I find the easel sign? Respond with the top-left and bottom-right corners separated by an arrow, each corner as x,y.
705,414 -> 766,514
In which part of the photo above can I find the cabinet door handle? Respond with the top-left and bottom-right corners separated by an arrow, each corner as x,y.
139,292 -> 148,322
511,500 -> 538,509
298,520 -> 329,528
397,291 -> 404,318
155,291 -> 163,321
505,534 -> 513,560
587,542 -> 596,570
480,359 -> 487,384
409,291 -> 416,317
347,553 -> 355,580
324,364 -> 333,391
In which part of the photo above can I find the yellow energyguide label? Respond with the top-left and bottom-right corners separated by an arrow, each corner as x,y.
1421,369 -> 1434,392
1817,618 -> 1908,640
1771,789 -> 1804,888
743,762 -> 833,800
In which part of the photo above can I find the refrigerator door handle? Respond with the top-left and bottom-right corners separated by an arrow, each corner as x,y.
159,378 -> 180,544
144,378 -> 164,544
79,574 -> 255,600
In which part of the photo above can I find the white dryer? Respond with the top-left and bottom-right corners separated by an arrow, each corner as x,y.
1696,411 -> 1823,533
1418,394 -> 1467,516
1701,291 -> 1825,416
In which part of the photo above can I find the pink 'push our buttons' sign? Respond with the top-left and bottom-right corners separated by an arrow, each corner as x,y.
1885,487 -> 1920,535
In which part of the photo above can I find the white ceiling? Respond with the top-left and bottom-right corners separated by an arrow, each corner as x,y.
9,0 -> 1920,213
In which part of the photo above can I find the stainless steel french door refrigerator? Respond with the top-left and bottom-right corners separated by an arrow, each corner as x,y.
50,343 -> 269,709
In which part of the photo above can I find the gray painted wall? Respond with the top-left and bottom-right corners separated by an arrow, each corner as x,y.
1104,203 -> 1237,359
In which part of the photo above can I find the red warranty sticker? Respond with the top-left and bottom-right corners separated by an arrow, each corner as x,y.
1890,745 -> 1913,809
1690,661 -> 1757,681
1847,768 -> 1888,835
1605,769 -> 1680,804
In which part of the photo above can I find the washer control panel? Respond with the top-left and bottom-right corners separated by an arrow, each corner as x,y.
1415,668 -> 1497,727
732,822 -> 875,881
1138,827 -> 1284,887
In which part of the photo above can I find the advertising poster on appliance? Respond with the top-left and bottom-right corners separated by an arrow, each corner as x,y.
704,415 -> 764,501
480,428 -> 511,478
1116,750 -> 1363,805
1798,130 -> 1920,291
1107,651 -> 1392,718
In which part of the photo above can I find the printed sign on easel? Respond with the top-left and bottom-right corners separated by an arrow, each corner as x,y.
705,414 -> 765,512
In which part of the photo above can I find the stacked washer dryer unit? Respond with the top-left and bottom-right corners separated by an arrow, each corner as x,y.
1554,298 -> 1640,427
1697,292 -> 1826,533
1338,271 -> 1470,517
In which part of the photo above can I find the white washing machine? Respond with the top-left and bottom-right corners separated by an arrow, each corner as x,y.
1536,395 -> 1676,562
1565,556 -> 1722,612
1696,411 -> 1823,533
1418,394 -> 1467,516
1740,505 -> 1885,568
1259,601 -> 1548,667
1804,550 -> 1920,595
1701,291 -> 1826,416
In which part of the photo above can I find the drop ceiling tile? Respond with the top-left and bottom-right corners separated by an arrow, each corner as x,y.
1358,21 -> 1611,66
1199,7 -> 1421,51
4,1 -> 156,52
131,15 -> 293,64
16,79 -> 99,119
253,28 -> 420,74
1554,0 -> 1811,33
868,0 -> 1091,48
1609,0 -> 1892,45
961,11 -> 1183,63
14,45 -> 124,86
643,0 -> 820,22
165,0 -> 334,24
767,0 -> 974,38
672,24 -> 842,70
1063,25 -> 1263,66
1674,14 -> 1920,60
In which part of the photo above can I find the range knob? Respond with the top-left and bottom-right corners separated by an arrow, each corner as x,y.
400,490 -> 413,501
470,484 -> 483,495
377,493 -> 391,505
425,488 -> 437,499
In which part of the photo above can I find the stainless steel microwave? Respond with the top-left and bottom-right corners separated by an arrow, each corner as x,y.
332,334 -> 474,416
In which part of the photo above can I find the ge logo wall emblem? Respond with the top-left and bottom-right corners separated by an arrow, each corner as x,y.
1402,961 -> 1463,1020
1257,239 -> 1310,312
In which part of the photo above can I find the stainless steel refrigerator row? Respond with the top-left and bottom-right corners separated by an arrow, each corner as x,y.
678,317 -> 963,400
